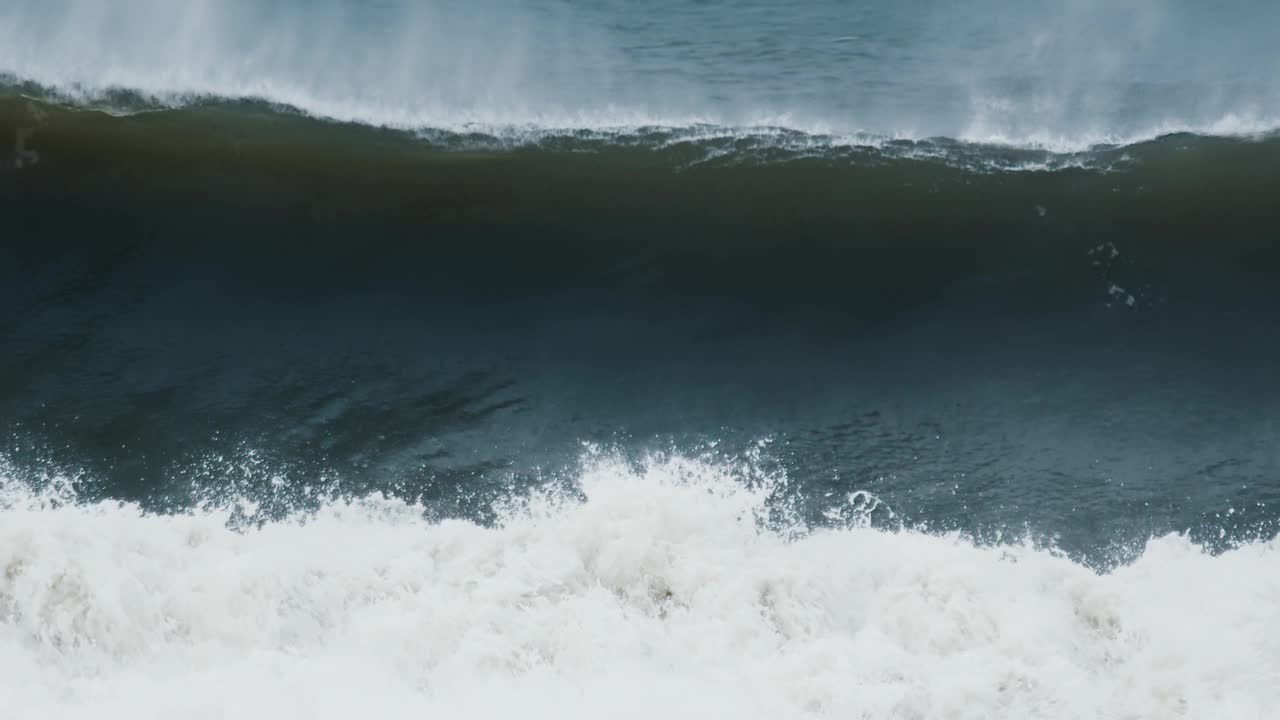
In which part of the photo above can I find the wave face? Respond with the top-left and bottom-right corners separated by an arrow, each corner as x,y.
4,455 -> 1280,720
2,0 -> 1280,147
3,93 -> 1280,556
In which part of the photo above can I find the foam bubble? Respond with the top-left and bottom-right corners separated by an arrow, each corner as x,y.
2,452 -> 1278,719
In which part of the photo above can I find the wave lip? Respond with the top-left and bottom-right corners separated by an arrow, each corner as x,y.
4,75 -> 1280,165
0,81 -> 1257,179
3,453 -> 1279,719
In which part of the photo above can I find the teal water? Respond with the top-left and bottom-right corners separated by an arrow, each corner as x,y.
2,95 -> 1278,560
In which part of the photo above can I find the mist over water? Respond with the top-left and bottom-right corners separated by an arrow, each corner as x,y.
3,0 -> 1280,146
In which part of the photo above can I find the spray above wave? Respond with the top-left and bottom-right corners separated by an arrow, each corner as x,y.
0,85 -> 1138,173
6,76 -> 1280,157
2,451 -> 1278,720
3,0 -> 1280,152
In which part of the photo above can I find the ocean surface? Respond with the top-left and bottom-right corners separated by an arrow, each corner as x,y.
3,1 -> 1280,717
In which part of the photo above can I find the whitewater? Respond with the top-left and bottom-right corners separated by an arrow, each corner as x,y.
3,452 -> 1278,720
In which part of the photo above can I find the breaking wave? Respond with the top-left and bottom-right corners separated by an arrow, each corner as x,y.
3,451 -> 1278,719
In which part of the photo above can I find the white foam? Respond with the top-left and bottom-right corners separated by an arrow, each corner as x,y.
957,111 -> 1280,154
3,452 -> 1278,719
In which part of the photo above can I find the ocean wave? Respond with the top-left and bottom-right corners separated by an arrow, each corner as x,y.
2,451 -> 1277,719
3,75 -> 1279,162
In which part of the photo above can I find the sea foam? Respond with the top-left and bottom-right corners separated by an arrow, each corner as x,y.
2,452 -> 1277,719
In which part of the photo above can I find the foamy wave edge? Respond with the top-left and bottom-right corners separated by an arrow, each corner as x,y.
5,73 -> 1280,159
2,449 -> 1279,719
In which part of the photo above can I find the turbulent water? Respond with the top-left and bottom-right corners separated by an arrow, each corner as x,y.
4,455 -> 1279,719
3,1 -> 1280,718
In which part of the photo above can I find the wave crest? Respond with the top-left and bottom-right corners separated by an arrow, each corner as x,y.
4,75 -> 1279,160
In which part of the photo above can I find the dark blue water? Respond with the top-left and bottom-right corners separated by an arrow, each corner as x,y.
2,89 -> 1278,559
